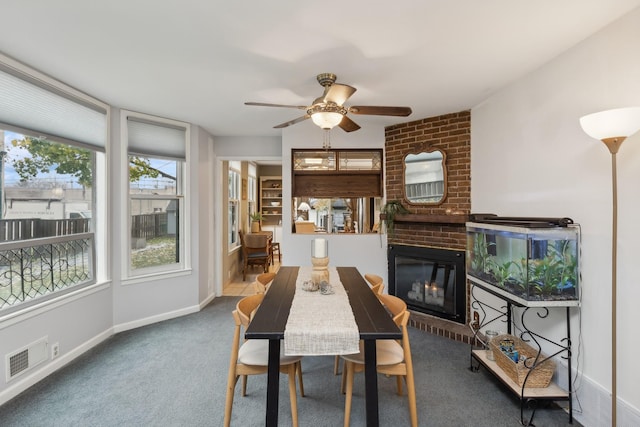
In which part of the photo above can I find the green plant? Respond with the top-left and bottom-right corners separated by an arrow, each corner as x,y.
381,200 -> 410,236
470,233 -> 495,275
250,212 -> 263,221
488,259 -> 513,288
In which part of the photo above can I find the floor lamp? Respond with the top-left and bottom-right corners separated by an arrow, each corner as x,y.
579,107 -> 640,426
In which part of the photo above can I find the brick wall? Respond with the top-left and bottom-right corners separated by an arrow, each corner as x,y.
385,110 -> 476,343
384,110 -> 471,250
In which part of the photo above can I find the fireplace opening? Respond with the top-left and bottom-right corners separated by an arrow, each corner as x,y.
388,245 -> 466,324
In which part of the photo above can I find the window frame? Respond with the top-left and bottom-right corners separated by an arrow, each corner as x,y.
0,52 -> 108,314
121,110 -> 190,281
228,161 -> 241,251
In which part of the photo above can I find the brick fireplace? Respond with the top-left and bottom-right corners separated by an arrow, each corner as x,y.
384,110 -> 477,344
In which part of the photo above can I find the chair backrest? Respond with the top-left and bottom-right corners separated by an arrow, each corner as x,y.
253,280 -> 266,294
364,273 -> 383,287
364,274 -> 385,295
257,272 -> 276,286
236,293 -> 265,327
378,293 -> 407,323
295,221 -> 316,233
254,272 -> 276,294
243,233 -> 270,249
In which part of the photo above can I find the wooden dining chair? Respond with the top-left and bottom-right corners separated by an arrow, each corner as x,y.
253,272 -> 276,294
224,294 -> 305,427
334,273 -> 385,375
364,273 -> 385,295
340,294 -> 417,427
239,230 -> 272,281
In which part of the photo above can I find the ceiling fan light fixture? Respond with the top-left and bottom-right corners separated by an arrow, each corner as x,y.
311,111 -> 343,129
308,103 -> 346,129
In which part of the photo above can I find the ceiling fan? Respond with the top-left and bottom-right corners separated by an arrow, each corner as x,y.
245,73 -> 412,132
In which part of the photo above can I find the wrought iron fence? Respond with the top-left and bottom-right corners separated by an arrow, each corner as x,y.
0,233 -> 95,311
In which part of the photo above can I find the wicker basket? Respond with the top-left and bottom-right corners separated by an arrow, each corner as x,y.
489,334 -> 555,388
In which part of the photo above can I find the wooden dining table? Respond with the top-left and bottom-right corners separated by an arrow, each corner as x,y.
245,266 -> 402,427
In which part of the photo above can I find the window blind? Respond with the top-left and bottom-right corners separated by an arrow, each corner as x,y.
0,61 -> 107,151
127,117 -> 186,160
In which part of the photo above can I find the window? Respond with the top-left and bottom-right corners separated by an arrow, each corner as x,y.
247,163 -> 257,222
228,161 -> 241,250
125,112 -> 188,277
0,55 -> 106,313
291,149 -> 383,234
292,149 -> 383,198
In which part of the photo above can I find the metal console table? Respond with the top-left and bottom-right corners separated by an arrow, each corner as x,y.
468,278 -> 577,426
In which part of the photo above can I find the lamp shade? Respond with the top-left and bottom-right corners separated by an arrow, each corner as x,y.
297,202 -> 311,211
579,107 -> 640,140
311,112 -> 343,129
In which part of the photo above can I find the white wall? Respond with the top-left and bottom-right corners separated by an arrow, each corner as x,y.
471,7 -> 640,425
0,111 -> 214,404
281,123 -> 388,280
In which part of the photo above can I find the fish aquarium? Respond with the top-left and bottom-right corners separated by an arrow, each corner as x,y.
466,215 -> 580,307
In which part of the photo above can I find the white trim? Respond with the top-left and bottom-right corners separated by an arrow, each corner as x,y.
199,293 -> 216,310
120,268 -> 193,286
0,282 -> 111,331
0,327 -> 112,406
120,110 -> 191,280
112,303 -> 201,334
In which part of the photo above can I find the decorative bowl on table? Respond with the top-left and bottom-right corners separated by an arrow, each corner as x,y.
302,280 -> 319,292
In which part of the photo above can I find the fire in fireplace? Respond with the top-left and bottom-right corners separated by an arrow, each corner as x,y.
388,245 -> 466,324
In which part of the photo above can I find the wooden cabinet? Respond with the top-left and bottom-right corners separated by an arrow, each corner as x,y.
260,176 -> 282,226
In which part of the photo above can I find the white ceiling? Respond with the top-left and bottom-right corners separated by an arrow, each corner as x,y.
2,1 -> 639,138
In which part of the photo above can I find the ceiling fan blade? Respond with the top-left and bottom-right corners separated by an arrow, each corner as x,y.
273,115 -> 310,129
348,105 -> 412,117
338,115 -> 361,132
323,84 -> 357,106
245,102 -> 307,110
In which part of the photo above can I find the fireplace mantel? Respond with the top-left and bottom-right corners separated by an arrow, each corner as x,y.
381,213 -> 469,225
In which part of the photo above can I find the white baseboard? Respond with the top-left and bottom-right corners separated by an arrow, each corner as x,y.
112,304 -> 201,334
199,292 -> 216,310
0,296 -> 219,406
0,327 -> 113,406
555,363 -> 640,426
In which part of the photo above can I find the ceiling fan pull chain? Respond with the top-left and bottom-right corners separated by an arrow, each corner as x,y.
323,129 -> 331,150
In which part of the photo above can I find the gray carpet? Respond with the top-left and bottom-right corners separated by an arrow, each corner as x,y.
0,296 -> 580,426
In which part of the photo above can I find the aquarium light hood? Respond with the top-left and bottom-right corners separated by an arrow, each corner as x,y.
468,213 -> 573,228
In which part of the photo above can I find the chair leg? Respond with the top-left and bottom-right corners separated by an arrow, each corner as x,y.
287,364 -> 299,427
224,373 -> 239,427
241,375 -> 248,396
343,361 -> 354,427
334,355 -> 341,375
406,371 -> 418,427
396,375 -> 404,395
296,361 -> 305,397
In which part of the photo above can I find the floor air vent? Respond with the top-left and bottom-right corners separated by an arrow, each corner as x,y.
6,337 -> 48,381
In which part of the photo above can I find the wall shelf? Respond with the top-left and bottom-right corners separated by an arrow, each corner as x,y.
380,213 -> 469,225
260,176 -> 282,226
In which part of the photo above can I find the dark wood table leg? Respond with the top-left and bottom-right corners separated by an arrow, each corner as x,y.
265,339 -> 280,426
363,339 -> 379,426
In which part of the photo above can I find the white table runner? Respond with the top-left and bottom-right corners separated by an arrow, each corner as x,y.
284,266 -> 360,356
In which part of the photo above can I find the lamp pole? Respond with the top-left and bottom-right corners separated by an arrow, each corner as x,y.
602,137 -> 622,427
580,107 -> 640,427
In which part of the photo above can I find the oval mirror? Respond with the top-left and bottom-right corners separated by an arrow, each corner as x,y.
403,147 -> 447,205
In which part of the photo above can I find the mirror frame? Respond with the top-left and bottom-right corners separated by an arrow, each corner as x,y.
402,143 -> 447,206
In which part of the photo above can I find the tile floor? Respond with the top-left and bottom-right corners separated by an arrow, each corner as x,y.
222,261 -> 281,296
